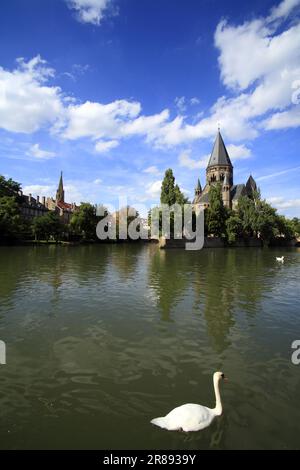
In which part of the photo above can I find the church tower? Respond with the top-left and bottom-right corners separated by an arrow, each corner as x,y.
193,178 -> 202,204
56,171 -> 65,203
195,178 -> 202,196
222,172 -> 231,209
206,130 -> 233,188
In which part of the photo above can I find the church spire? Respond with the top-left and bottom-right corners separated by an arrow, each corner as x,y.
56,171 -> 65,203
207,130 -> 233,168
246,174 -> 257,196
195,178 -> 202,195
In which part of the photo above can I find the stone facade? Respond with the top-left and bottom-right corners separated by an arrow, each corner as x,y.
20,193 -> 49,220
193,131 -> 257,210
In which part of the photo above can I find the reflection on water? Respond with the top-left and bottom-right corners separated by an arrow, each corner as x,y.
0,245 -> 299,449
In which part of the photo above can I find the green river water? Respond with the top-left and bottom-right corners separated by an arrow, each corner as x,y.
0,244 -> 299,449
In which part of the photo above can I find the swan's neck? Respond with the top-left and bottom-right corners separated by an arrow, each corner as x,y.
212,376 -> 222,416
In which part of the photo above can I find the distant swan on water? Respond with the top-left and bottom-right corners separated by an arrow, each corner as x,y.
276,256 -> 284,262
151,371 -> 227,432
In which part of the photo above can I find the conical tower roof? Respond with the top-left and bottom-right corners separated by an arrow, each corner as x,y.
246,174 -> 257,191
195,178 -> 202,192
56,171 -> 65,202
58,171 -> 63,191
207,131 -> 233,168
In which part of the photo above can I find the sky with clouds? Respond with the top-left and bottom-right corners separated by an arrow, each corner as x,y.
0,0 -> 299,217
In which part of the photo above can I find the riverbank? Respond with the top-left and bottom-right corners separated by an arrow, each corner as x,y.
0,236 -> 299,248
158,236 -> 300,249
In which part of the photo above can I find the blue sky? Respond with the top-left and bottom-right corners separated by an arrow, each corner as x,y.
0,0 -> 299,217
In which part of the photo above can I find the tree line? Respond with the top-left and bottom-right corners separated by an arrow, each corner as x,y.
0,175 -> 107,243
1,172 -> 299,244
153,169 -> 300,244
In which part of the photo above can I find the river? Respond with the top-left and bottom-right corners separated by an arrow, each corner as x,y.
0,244 -> 299,449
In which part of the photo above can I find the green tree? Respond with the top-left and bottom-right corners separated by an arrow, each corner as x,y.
70,203 -> 98,240
160,169 -> 176,205
290,217 -> 300,236
159,169 -> 189,238
0,175 -> 22,198
160,169 -> 188,206
114,206 -> 140,240
0,196 -> 23,241
274,214 -> 294,239
254,200 -> 278,242
237,196 -> 256,237
206,183 -> 227,237
32,212 -> 63,241
226,214 -> 243,243
174,184 -> 189,205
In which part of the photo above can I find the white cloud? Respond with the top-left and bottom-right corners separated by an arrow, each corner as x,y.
66,0 -> 113,25
262,106 -> 300,130
178,150 -> 209,170
27,143 -> 56,159
94,139 -> 119,153
175,96 -> 186,113
0,56 -> 64,133
146,180 -> 162,199
178,143 -> 251,172
226,144 -> 251,160
190,97 -> 200,105
143,166 -> 160,174
206,0 -> 300,141
64,183 -> 86,202
23,184 -> 55,197
267,196 -> 300,210
257,166 -> 300,181
267,0 -> 300,22
63,100 -> 141,140
62,64 -> 90,82
93,178 -> 102,184
215,16 -> 300,91
121,109 -> 170,138
1,1 -> 300,154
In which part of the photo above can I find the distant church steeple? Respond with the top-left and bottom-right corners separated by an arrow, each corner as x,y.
56,171 -> 65,203
195,178 -> 202,196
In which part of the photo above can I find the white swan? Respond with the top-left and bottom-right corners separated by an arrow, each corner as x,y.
276,256 -> 284,262
151,371 -> 226,432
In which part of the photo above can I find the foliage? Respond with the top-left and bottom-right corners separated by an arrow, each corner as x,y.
160,169 -> 188,206
226,214 -> 243,243
70,203 -> 99,240
32,212 -> 64,242
0,175 -> 22,198
0,172 -> 299,245
290,217 -> 300,236
236,196 -> 256,237
0,196 -> 24,241
206,184 -> 227,237
156,169 -> 189,237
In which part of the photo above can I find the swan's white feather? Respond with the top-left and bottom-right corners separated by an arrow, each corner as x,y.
151,403 -> 215,432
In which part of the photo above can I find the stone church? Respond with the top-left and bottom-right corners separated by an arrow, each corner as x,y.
46,172 -> 77,223
193,130 -> 257,210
